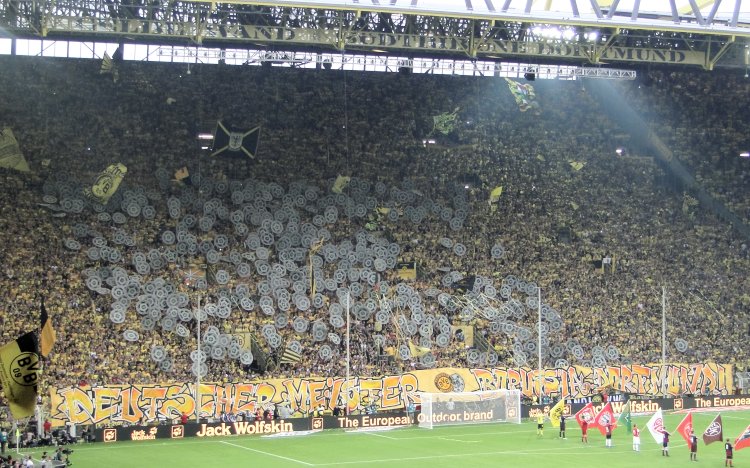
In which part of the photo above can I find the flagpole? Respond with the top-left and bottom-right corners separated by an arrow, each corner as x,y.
196,296 -> 202,423
538,286 -> 542,400
661,286 -> 667,397
346,292 -> 351,414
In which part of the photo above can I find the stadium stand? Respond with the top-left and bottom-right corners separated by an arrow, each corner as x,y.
0,56 -> 749,414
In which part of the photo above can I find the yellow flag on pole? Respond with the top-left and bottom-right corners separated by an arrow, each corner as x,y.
408,341 -> 431,358
549,398 -> 565,428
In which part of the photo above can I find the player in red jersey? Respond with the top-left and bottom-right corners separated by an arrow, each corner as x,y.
581,419 -> 588,443
632,424 -> 640,452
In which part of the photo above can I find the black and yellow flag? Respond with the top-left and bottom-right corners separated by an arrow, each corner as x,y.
205,264 -> 218,286
83,163 -> 127,204
100,47 -> 121,82
40,298 -> 56,358
234,332 -> 254,351
453,275 -> 477,294
211,122 -> 260,159
395,261 -> 417,281
0,331 -> 41,418
279,346 -> 302,365
173,166 -> 191,184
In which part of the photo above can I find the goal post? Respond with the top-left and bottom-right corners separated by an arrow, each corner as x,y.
415,389 -> 522,429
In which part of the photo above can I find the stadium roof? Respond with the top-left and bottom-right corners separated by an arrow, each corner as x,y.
210,0 -> 750,37
2,0 -> 750,69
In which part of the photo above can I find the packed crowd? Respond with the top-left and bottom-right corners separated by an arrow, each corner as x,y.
615,70 -> 750,224
0,56 -> 749,405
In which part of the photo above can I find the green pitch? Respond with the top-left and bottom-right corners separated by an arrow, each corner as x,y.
15,411 -> 750,467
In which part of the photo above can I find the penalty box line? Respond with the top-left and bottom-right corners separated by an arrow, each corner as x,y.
220,440 -> 314,466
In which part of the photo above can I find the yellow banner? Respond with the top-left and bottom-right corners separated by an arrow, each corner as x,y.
488,186 -> 503,204
0,332 -> 41,419
48,363 -> 732,427
331,175 -> 350,194
408,341 -> 431,358
395,262 -> 417,281
0,128 -> 30,173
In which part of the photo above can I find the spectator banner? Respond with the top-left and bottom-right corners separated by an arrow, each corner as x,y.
48,363 -> 733,426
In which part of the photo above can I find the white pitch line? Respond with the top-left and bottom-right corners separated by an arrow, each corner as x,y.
220,440 -> 314,466
363,432 -> 398,440
315,442 -> 689,466
439,437 -> 475,443
356,428 -> 537,441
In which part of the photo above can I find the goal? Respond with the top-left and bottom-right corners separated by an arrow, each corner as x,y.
415,389 -> 522,429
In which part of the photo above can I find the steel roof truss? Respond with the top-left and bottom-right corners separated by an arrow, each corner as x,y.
669,0 -> 680,23
731,0 -> 742,27
687,0 -> 707,25
589,0 -> 604,18
570,0 -> 580,17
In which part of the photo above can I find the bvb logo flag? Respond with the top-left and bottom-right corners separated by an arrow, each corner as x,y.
395,261 -> 417,281
234,333 -> 254,352
211,121 -> 260,159
549,399 -> 565,428
0,331 -> 41,419
676,412 -> 694,448
84,163 -> 127,204
702,414 -> 723,445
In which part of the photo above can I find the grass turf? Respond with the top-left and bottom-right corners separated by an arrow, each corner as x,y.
12,410 -> 750,467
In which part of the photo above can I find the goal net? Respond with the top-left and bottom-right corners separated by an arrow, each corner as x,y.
416,389 -> 522,429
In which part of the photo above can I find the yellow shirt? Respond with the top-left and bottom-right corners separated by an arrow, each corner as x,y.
537,415 -> 544,425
